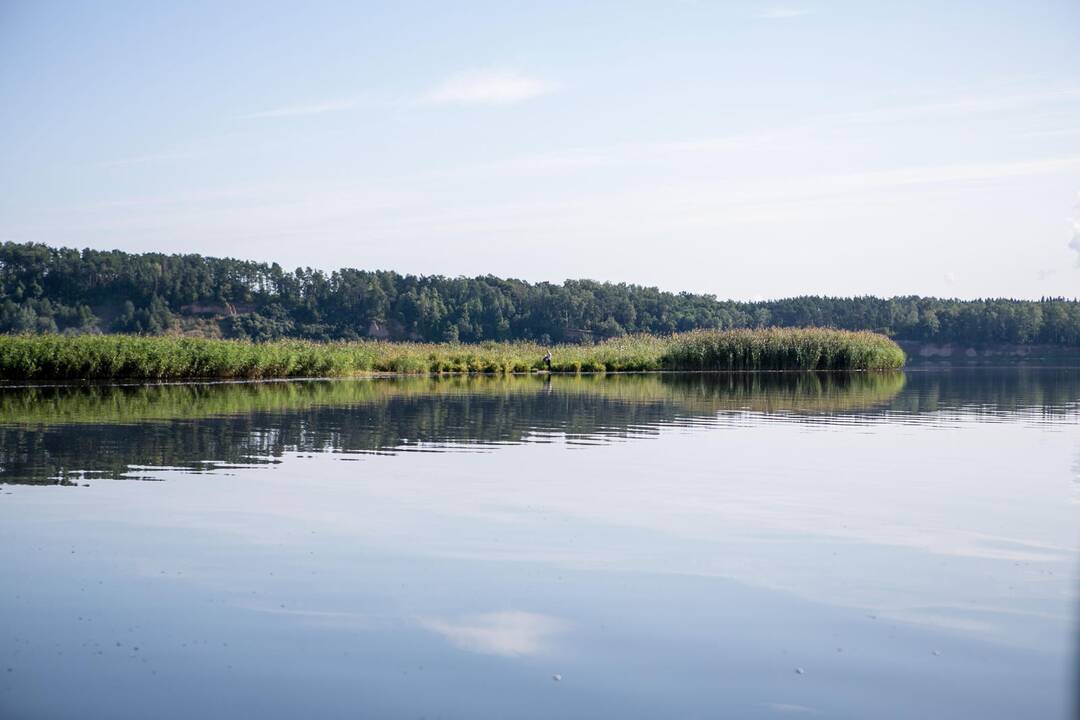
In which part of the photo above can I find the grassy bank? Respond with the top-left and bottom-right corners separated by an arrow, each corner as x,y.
0,328 -> 904,381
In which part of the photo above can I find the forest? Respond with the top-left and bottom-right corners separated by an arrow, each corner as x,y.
1,241 -> 1077,346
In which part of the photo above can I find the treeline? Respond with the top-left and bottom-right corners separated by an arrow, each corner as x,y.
2,241 -> 1078,346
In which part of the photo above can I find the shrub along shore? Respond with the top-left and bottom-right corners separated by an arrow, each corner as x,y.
0,328 -> 905,382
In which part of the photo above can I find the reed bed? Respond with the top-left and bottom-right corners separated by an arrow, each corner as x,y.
0,329 -> 904,381
662,328 -> 906,372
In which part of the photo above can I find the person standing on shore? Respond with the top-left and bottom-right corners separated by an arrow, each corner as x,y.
543,350 -> 552,371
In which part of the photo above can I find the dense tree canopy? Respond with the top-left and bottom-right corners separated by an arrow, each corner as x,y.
2,241 -> 1077,346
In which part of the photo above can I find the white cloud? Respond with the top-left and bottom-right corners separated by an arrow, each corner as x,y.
419,611 -> 566,656
760,7 -> 810,19
422,70 -> 557,106
239,100 -> 358,120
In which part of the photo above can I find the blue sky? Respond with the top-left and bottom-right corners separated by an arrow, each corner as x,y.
1,0 -> 1078,299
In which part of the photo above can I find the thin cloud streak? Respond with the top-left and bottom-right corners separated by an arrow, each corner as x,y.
422,69 -> 558,105
342,155 -> 1080,245
26,156 -> 1080,246
1070,224 -> 1080,266
1069,192 -> 1080,267
1021,127 -> 1080,138
812,156 -> 1080,189
430,86 -> 1079,179
760,8 -> 810,20
822,87 -> 1080,127
100,151 -> 193,168
238,69 -> 558,120
442,130 -> 774,176
239,100 -> 359,120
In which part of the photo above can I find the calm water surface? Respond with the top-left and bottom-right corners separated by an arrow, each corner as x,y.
0,371 -> 1077,719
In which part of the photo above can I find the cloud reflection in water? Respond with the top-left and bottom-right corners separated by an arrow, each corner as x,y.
419,611 -> 567,657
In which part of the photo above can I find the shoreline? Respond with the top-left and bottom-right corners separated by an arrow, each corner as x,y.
0,366 -> 910,389
7,364 -> 1080,390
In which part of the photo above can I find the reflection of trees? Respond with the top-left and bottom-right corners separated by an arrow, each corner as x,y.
885,369 -> 1080,417
1,373 -> 906,485
11,369 -> 1080,486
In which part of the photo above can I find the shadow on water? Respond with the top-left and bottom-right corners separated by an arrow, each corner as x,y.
0,368 -> 1078,485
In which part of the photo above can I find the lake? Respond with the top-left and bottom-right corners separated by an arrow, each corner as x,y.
0,370 -> 1077,719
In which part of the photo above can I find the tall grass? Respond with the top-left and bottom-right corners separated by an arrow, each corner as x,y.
661,328 -> 906,372
0,329 -> 904,381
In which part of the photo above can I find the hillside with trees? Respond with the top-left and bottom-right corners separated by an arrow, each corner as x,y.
1,241 -> 1077,347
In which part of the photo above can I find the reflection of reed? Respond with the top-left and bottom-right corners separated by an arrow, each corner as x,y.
643,372 -> 907,414
0,373 -> 906,486
4,370 -> 1078,486
0,372 -> 906,427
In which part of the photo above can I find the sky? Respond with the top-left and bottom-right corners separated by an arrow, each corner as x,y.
1,0 -> 1079,300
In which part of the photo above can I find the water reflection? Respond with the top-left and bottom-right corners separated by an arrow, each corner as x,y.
2,369 -> 1079,485
419,611 -> 567,657
0,369 -> 1076,719
2,372 -> 905,485
891,368 -> 1080,421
